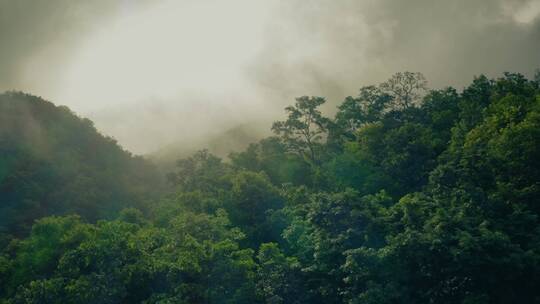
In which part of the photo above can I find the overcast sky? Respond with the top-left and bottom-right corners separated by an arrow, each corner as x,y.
1,0 -> 539,153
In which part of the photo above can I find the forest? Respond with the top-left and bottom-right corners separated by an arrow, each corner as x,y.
0,71 -> 539,303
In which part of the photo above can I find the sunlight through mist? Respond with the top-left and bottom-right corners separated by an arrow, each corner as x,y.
56,0 -> 272,112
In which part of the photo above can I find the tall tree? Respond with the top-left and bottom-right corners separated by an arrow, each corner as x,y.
335,86 -> 392,136
272,96 -> 330,165
380,71 -> 428,109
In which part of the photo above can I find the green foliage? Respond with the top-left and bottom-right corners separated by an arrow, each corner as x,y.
227,171 -> 284,248
167,149 -> 230,193
0,92 -> 163,236
272,96 -> 330,165
2,71 -> 540,303
256,243 -> 302,304
334,86 -> 392,139
230,137 -> 314,186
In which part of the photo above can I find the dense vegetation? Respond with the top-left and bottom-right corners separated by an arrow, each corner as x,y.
1,71 -> 539,303
0,92 -> 163,237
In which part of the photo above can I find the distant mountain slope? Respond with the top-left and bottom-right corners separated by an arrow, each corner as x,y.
0,92 -> 163,236
148,123 -> 269,168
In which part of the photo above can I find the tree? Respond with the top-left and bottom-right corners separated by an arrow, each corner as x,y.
227,171 -> 284,248
272,96 -> 330,165
256,243 -> 303,304
3,71 -> 540,304
380,71 -> 427,109
167,149 -> 229,193
0,92 -> 163,236
335,86 -> 392,136
230,137 -> 313,186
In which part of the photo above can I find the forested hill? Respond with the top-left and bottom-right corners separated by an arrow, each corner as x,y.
1,72 -> 540,303
0,92 -> 163,236
149,123 -> 267,170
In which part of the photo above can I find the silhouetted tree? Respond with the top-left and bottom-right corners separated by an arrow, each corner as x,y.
272,96 -> 330,165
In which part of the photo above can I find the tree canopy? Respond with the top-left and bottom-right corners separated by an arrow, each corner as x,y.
1,71 -> 539,303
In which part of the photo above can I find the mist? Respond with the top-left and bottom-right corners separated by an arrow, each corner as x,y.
1,0 -> 539,154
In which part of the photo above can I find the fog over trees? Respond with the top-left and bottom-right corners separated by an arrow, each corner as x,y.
1,71 -> 540,303
1,1 -> 540,303
1,0 -> 539,153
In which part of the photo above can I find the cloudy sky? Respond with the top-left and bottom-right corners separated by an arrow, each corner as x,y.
1,0 -> 539,153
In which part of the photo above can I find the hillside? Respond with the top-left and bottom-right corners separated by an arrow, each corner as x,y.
0,92 -> 163,236
0,72 -> 539,303
148,123 -> 269,168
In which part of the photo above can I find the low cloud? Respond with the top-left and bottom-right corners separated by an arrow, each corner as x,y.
1,0 -> 539,154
